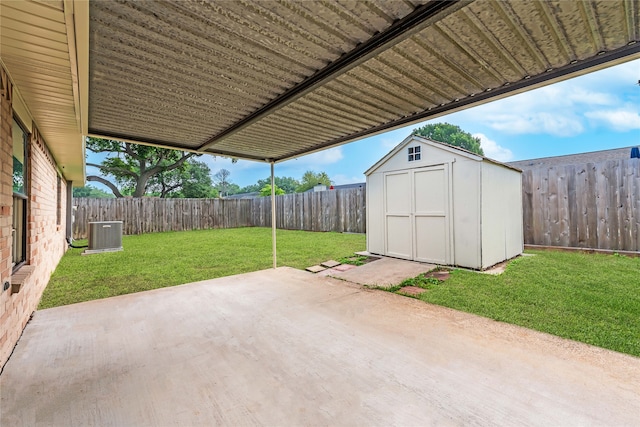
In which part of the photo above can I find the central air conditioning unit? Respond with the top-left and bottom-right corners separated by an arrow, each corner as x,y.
83,221 -> 123,255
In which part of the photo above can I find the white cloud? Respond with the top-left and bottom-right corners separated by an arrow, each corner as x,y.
585,108 -> 640,132
487,112 -> 584,137
294,146 -> 344,166
448,59 -> 640,137
473,133 -> 514,162
566,88 -> 616,106
332,173 -> 365,185
201,155 -> 262,171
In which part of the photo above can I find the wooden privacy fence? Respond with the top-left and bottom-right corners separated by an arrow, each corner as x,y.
72,187 -> 366,239
521,158 -> 640,251
74,161 -> 639,252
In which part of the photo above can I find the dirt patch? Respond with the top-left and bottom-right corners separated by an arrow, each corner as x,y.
424,270 -> 450,281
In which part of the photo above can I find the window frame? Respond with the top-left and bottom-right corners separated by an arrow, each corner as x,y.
12,115 -> 28,271
56,174 -> 62,226
408,145 -> 421,162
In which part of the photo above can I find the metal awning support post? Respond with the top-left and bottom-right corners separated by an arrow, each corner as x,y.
271,161 -> 277,269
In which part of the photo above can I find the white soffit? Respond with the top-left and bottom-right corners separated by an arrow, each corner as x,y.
0,0 -> 85,181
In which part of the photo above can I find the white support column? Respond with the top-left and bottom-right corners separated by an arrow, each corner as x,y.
271,161 -> 277,269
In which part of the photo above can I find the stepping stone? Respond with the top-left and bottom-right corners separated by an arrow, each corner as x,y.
398,286 -> 427,296
306,265 -> 327,273
321,260 -> 341,268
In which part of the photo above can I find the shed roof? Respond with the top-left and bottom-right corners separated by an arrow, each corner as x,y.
365,135 -> 522,175
1,0 -> 638,182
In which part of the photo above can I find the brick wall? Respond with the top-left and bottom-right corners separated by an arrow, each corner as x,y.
0,67 -> 68,370
27,126 -> 67,276
1,68 -> 12,321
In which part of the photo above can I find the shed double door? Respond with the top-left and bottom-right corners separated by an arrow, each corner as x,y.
384,164 -> 451,264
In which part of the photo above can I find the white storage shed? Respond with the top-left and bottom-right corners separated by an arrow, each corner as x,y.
365,135 -> 523,270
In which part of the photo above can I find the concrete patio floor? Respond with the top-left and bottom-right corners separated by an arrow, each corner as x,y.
1,267 -> 639,426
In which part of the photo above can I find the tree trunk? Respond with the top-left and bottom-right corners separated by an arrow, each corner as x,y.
87,176 -> 124,198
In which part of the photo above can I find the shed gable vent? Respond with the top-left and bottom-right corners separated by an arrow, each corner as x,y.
408,146 -> 421,162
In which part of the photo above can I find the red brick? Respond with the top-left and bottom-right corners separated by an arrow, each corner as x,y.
0,71 -> 68,370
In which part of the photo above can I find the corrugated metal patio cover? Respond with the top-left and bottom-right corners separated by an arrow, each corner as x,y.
89,0 -> 640,162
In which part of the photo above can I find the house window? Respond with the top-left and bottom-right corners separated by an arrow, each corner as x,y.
408,146 -> 421,162
12,117 -> 28,269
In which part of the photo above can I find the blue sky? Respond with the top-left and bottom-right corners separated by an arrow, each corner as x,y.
89,58 -> 640,190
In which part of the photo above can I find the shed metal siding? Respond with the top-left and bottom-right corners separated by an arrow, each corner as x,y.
452,158 -> 482,269
366,173 -> 385,255
480,161 -> 524,269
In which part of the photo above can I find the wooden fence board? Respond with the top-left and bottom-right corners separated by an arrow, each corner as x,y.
586,164 -> 599,249
566,165 -> 578,247
73,188 -> 366,239
547,166 -> 559,246
73,161 -> 638,252
521,158 -> 639,252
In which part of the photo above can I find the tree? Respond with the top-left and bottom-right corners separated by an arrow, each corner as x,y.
412,123 -> 484,156
269,176 -> 299,194
226,183 -> 241,196
213,169 -> 234,197
149,159 -> 218,198
296,171 -> 332,193
86,137 -> 197,197
72,185 -> 114,198
259,184 -> 285,197
179,160 -> 219,198
240,176 -> 300,194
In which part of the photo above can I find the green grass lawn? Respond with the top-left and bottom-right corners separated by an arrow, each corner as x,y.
41,227 -> 365,309
385,251 -> 640,357
44,231 -> 639,357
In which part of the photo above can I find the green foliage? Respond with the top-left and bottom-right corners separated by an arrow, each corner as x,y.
271,176 -> 300,194
240,176 -> 300,194
259,184 -> 285,197
401,274 -> 441,288
382,274 -> 442,293
179,160 -> 219,198
41,228 -> 365,308
238,173 -> 331,195
296,171 -> 332,193
12,156 -> 24,194
150,159 -> 218,198
412,122 -> 484,156
225,183 -> 241,196
85,137 -> 204,198
338,254 -> 369,266
72,185 -> 114,198
385,251 -> 640,357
